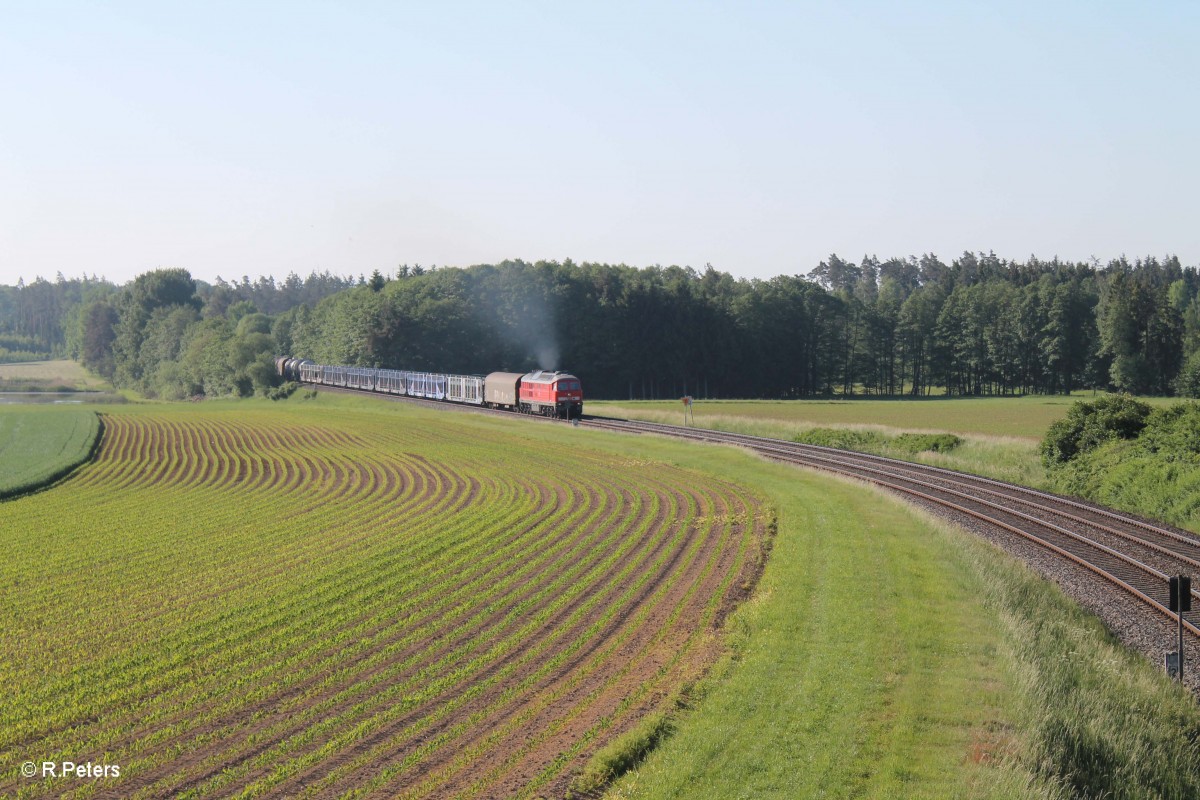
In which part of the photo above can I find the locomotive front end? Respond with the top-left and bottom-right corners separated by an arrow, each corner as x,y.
555,373 -> 583,419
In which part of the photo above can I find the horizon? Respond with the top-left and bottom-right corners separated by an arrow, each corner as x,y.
4,248 -> 1197,289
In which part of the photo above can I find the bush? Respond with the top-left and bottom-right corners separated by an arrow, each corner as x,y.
794,428 -> 961,457
1040,395 -> 1152,466
1043,399 -> 1200,530
892,433 -> 962,454
266,381 -> 300,401
794,428 -> 887,450
1137,403 -> 1200,461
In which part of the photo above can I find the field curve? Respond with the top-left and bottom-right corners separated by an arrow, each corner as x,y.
0,403 -> 769,799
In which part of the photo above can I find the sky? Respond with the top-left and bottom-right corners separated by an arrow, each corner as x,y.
1,1 -> 1197,286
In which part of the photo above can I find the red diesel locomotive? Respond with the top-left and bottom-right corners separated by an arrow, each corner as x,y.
516,370 -> 583,418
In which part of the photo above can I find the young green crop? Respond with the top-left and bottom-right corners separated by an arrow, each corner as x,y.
0,406 -> 99,498
0,400 -> 765,799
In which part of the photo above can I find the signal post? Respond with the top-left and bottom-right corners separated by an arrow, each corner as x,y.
1167,574 -> 1191,681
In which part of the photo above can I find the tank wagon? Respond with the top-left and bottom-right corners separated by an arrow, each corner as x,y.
279,357 -> 583,419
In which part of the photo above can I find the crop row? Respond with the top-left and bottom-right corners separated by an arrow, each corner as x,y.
0,403 -> 767,799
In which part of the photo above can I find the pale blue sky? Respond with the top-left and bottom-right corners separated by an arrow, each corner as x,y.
2,1 -> 1196,285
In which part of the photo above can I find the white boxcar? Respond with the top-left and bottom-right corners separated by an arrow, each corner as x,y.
346,367 -> 376,391
405,371 -> 446,399
299,362 -> 322,384
446,375 -> 485,405
376,369 -> 406,394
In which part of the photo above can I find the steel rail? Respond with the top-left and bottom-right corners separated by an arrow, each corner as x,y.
582,416 -> 1200,639
606,417 -> 1200,551
589,418 -> 1200,573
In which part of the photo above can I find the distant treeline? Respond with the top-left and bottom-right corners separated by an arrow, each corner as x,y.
0,271 -> 357,396
3,253 -> 1200,400
290,254 -> 1200,400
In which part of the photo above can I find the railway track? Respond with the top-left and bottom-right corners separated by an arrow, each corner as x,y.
581,416 -> 1200,667
312,384 -> 1200,681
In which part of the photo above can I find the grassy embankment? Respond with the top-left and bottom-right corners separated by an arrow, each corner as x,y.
565,417 -> 1200,799
0,406 -> 101,498
1043,398 -> 1200,533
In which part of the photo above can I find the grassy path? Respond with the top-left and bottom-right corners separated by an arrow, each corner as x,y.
581,438 -> 1036,798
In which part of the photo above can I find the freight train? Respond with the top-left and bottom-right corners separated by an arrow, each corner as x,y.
275,357 -> 584,419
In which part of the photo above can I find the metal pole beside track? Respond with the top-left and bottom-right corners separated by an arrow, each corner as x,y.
1168,574 -> 1191,681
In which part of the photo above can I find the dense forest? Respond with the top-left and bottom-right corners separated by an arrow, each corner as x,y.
4,253 -> 1200,401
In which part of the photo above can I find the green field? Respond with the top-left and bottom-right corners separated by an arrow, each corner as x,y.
0,406 -> 100,498
0,398 -> 766,798
0,359 -> 111,391
4,394 -> 1199,798
591,398 -> 1057,487
592,395 -> 1200,534
591,395 -> 1153,440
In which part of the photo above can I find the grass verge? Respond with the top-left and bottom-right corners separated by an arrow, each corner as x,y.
967,502 -> 1200,799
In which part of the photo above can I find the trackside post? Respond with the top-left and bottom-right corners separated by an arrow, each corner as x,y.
1167,574 -> 1191,681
